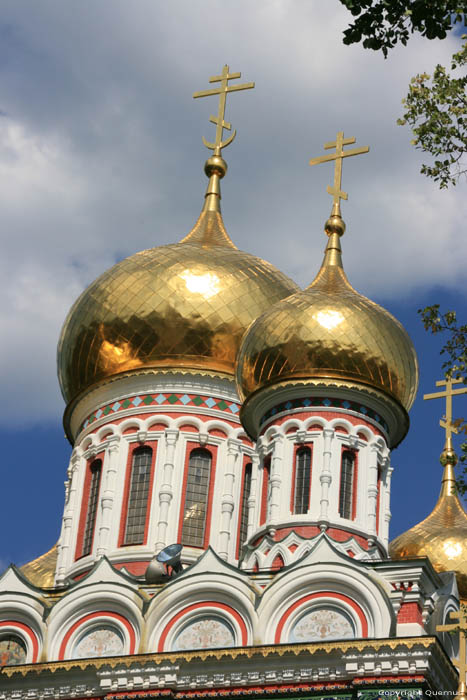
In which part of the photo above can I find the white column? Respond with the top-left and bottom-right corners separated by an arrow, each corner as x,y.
56,450 -> 82,584
319,428 -> 335,528
269,433 -> 285,528
155,430 -> 179,552
367,442 -> 380,543
247,453 -> 260,540
383,461 -> 393,549
96,436 -> 121,557
218,439 -> 241,560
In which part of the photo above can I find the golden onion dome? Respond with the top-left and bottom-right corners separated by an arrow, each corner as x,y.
236,212 -> 419,443
57,155 -> 299,406
390,443 -> 467,599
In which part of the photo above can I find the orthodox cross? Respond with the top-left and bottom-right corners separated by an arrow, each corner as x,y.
424,377 -> 467,441
436,609 -> 467,695
193,64 -> 254,153
309,131 -> 369,210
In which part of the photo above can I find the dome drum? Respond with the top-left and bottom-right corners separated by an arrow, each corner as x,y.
240,378 -> 410,447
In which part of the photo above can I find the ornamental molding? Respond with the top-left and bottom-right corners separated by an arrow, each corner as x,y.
0,637 -> 456,698
67,372 -> 240,442
241,378 -> 408,448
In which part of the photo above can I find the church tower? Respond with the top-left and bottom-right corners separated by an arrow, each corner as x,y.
53,66 -> 298,583
236,134 -> 418,571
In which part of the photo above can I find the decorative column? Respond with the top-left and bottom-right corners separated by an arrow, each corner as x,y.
96,436 -> 121,557
56,450 -> 82,585
155,429 -> 179,552
247,453 -> 260,541
367,442 -> 380,544
269,433 -> 285,529
383,461 -> 393,549
218,439 -> 241,560
319,428 -> 335,528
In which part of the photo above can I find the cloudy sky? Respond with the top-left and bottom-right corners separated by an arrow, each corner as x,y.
0,1 -> 466,570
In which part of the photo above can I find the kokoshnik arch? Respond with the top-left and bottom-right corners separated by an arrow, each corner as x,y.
1,65 -> 466,700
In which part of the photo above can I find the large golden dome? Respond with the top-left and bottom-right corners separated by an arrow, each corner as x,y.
236,215 -> 418,441
58,160 -> 299,406
390,445 -> 467,599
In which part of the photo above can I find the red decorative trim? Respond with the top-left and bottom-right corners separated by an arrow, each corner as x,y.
236,456 -> 253,560
253,526 -> 369,550
84,413 -> 242,442
58,611 -> 136,659
175,683 -> 351,697
290,443 -> 313,514
259,458 -> 270,526
209,428 -> 228,438
119,441 -> 158,547
260,409 -> 384,438
157,601 -> 248,652
0,620 -> 39,663
177,442 -> 218,548
271,554 -> 285,571
397,601 -> 423,625
75,453 -> 104,560
112,561 -> 150,576
275,591 -> 368,642
123,426 -> 138,435
106,677 -> 427,700
353,675 -> 425,685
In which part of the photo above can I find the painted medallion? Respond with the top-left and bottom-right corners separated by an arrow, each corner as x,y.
290,607 -> 355,643
0,635 -> 27,666
173,617 -> 235,651
72,625 -> 124,659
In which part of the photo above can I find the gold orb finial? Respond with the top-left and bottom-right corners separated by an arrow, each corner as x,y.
204,154 -> 227,179
324,213 -> 346,237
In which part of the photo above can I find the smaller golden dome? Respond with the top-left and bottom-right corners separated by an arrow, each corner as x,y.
20,545 -> 57,588
236,217 -> 418,441
390,444 -> 467,599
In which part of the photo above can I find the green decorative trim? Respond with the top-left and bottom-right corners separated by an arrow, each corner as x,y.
81,393 -> 241,433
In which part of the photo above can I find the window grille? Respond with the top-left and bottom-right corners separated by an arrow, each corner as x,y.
82,460 -> 102,556
339,451 -> 355,519
294,446 -> 311,514
238,463 -> 252,556
124,447 -> 153,545
181,448 -> 212,547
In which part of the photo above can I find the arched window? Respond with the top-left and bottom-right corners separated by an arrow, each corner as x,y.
124,447 -> 153,545
294,447 -> 311,514
238,463 -> 252,557
181,448 -> 212,547
339,451 -> 355,520
82,459 -> 102,556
